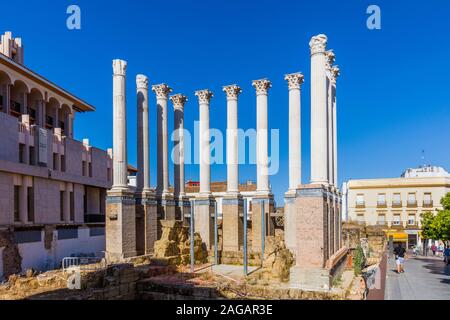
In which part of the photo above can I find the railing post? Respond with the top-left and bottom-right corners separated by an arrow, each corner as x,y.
190,200 -> 195,273
261,200 -> 265,266
243,198 -> 248,276
214,201 -> 218,265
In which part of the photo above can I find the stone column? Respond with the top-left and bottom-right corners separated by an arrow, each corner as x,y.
153,83 -> 172,195
170,94 -> 190,221
111,60 -> 129,190
285,73 -> 304,191
222,85 -> 244,253
194,89 -> 215,250
326,51 -> 335,186
106,59 -> 136,262
284,72 -> 304,254
251,79 -> 274,254
136,74 -> 150,192
153,83 -> 175,221
135,74 -> 157,255
331,66 -> 340,187
309,34 -> 329,185
252,79 -> 272,194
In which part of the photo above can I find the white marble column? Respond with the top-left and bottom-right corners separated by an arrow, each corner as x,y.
223,85 -> 242,194
170,94 -> 188,196
285,73 -> 304,191
326,51 -> 335,186
252,79 -> 272,194
309,34 -> 329,185
112,59 -> 129,190
195,89 -> 214,195
153,84 -> 172,195
136,74 -> 150,192
331,66 -> 340,186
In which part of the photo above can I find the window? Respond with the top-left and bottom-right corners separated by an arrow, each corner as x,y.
356,214 -> 365,223
408,214 -> 416,225
107,167 -> 111,182
423,193 -> 432,207
88,162 -> 92,177
53,153 -> 58,171
407,193 -> 417,206
82,161 -> 86,176
14,186 -> 20,222
60,191 -> 65,221
392,215 -> 401,226
27,186 -> 34,222
377,214 -> 386,225
377,193 -> 386,206
61,155 -> 66,172
70,192 -> 74,221
356,194 -> 365,206
29,146 -> 35,165
19,144 -> 26,164
83,191 -> 88,214
393,193 -> 401,206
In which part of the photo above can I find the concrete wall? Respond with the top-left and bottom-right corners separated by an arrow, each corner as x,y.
18,227 -> 105,272
0,112 -> 19,163
0,172 -> 13,225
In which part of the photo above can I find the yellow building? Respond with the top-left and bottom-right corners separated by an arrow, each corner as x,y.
343,165 -> 450,248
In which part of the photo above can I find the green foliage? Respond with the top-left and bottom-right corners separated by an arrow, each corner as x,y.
421,193 -> 450,241
353,245 -> 365,276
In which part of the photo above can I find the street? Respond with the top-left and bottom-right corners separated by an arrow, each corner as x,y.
385,253 -> 450,300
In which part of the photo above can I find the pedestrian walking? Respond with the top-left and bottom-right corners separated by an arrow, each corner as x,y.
431,244 -> 437,256
394,243 -> 407,273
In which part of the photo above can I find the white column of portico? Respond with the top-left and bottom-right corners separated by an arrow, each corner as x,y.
170,94 -> 188,197
285,73 -> 304,191
252,79 -> 272,194
112,59 -> 129,190
136,74 -> 150,192
309,34 -> 329,185
326,51 -> 335,186
153,84 -> 173,195
223,85 -> 242,194
195,89 -> 214,195
331,66 -> 340,186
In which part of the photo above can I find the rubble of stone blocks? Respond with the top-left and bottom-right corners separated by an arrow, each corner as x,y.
0,228 -> 22,278
342,223 -> 386,265
153,220 -> 208,265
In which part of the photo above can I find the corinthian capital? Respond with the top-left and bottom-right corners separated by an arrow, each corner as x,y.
309,34 -> 328,55
112,59 -> 127,76
195,89 -> 214,104
325,50 -> 335,69
330,65 -> 340,84
136,74 -> 149,89
152,83 -> 172,99
223,85 -> 242,100
284,73 -> 304,90
170,94 -> 188,110
252,79 -> 272,95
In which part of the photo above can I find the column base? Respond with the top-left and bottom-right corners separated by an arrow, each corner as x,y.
251,194 -> 274,253
175,194 -> 191,222
158,193 -> 176,220
222,193 -> 244,252
106,188 -> 137,262
193,194 -> 215,250
284,190 -> 297,256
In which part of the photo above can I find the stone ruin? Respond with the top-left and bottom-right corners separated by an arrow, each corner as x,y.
153,220 -> 208,266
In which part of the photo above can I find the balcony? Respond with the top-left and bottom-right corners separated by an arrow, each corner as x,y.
377,201 -> 387,208
423,200 -> 433,208
355,202 -> 365,208
392,201 -> 402,208
407,200 -> 417,208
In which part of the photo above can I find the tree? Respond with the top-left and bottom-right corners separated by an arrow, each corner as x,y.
421,193 -> 450,242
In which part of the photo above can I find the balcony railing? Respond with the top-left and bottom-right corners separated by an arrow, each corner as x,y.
377,201 -> 387,208
355,202 -> 365,208
407,200 -> 417,208
423,200 -> 433,208
392,201 -> 402,208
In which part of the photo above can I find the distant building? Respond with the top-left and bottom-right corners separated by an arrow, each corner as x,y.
343,165 -> 450,248
0,31 -> 111,278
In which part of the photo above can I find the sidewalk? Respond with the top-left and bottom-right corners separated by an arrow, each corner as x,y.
385,253 -> 450,300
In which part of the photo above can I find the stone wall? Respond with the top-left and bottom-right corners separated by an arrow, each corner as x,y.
0,228 -> 21,279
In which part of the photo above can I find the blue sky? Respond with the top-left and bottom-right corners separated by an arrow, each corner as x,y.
2,0 -> 450,204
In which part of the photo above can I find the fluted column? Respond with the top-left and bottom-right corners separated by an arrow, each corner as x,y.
153,84 -> 173,195
326,51 -> 335,186
252,79 -> 272,194
195,89 -> 214,195
136,74 -> 150,192
112,59 -> 128,190
223,85 -> 242,194
170,94 -> 188,196
285,73 -> 304,190
331,66 -> 340,187
309,34 -> 329,185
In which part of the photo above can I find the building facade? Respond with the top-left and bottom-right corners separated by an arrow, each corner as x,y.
343,165 -> 450,248
0,32 -> 111,279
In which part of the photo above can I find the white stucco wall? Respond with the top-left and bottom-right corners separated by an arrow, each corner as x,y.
17,227 -> 105,272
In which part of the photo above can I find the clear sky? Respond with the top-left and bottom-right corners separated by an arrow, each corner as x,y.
2,0 -> 450,204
